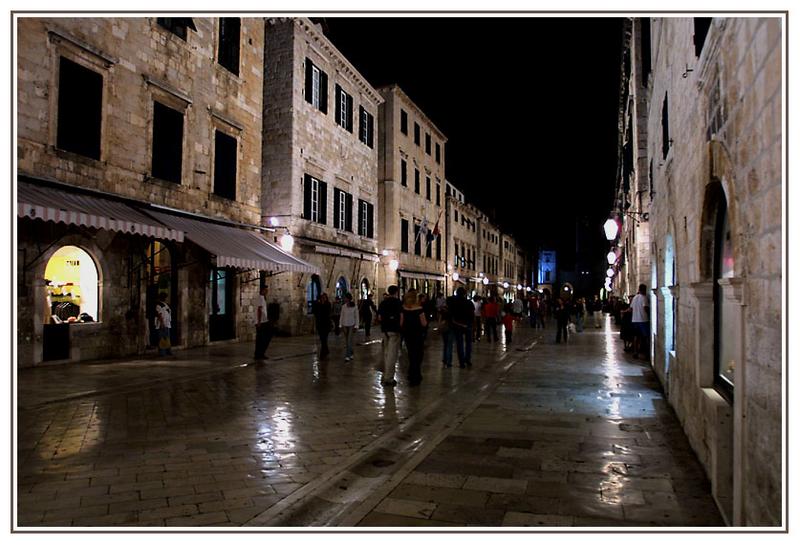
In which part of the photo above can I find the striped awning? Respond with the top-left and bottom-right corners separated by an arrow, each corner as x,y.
17,181 -> 184,241
148,211 -> 319,274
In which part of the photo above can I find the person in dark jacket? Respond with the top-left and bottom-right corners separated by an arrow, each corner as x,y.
555,298 -> 571,344
447,287 -> 474,367
401,290 -> 428,386
377,285 -> 402,386
312,293 -> 332,358
359,293 -> 378,338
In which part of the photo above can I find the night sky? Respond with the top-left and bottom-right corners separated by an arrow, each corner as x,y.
320,16 -> 623,274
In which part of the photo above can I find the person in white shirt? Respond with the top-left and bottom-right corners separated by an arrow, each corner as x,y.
472,296 -> 483,341
339,292 -> 359,361
254,285 -> 272,360
154,292 -> 173,356
629,283 -> 650,359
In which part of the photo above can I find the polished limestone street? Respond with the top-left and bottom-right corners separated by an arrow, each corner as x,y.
16,319 -> 723,528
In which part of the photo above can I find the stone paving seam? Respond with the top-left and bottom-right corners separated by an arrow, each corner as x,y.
18,349 -> 317,411
337,345 -> 538,527
242,333 -> 539,527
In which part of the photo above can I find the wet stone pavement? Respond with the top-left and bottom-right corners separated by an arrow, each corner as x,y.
16,318 -> 724,528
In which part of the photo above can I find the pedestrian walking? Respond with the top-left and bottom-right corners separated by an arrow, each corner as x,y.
502,303 -> 515,344
575,297 -> 586,332
419,292 -> 435,341
340,292 -> 358,361
629,284 -> 650,359
555,298 -> 571,344
513,295 -> 524,318
253,285 -> 273,360
331,296 -> 342,336
377,285 -> 402,387
154,292 -> 173,356
439,300 -> 454,368
435,292 -> 447,321
447,287 -> 474,367
312,293 -> 333,359
359,293 -> 378,338
472,295 -> 483,341
591,295 -> 603,328
401,290 -> 428,386
482,296 -> 499,342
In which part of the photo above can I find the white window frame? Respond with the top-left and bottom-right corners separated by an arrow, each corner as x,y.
311,65 -> 321,109
338,89 -> 348,129
310,177 -> 319,222
337,190 -> 347,230
360,201 -> 369,236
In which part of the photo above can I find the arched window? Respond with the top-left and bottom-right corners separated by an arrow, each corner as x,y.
335,276 -> 348,300
360,278 -> 370,300
307,274 -> 321,314
44,245 -> 99,324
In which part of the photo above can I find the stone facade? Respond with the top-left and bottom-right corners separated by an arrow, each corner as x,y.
617,17 -> 782,526
476,209 -> 501,295
261,18 -> 383,334
445,186 -> 480,297
17,17 -> 267,366
376,85 -> 447,296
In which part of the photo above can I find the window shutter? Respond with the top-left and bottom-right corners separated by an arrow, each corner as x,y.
367,112 -> 374,148
345,193 -> 353,232
305,60 -> 313,104
367,203 -> 374,238
319,180 -> 328,224
358,105 -> 365,142
333,188 -> 341,228
303,174 -> 312,219
319,70 -> 328,114
346,94 -> 354,133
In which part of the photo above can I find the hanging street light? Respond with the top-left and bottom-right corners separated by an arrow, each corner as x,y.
279,233 -> 294,252
607,250 -> 617,265
389,259 -> 399,271
482,277 -> 489,285
603,218 -> 619,241
606,267 -> 615,278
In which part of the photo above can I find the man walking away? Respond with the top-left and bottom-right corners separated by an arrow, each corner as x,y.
254,285 -> 272,360
630,284 -> 650,359
312,293 -> 333,359
155,292 -> 173,356
377,285 -> 403,386
447,287 -> 474,367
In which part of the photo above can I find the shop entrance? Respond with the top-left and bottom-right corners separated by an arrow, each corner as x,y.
145,241 -> 178,348
209,267 -> 235,341
42,245 -> 99,361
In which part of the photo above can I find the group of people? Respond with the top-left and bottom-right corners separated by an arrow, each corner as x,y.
605,284 -> 650,358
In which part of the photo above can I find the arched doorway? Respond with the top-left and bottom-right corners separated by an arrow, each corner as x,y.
307,274 -> 322,314
145,241 -> 178,348
335,276 -> 348,300
42,245 -> 100,360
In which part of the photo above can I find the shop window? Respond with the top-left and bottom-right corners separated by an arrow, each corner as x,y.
217,18 -> 240,76
44,246 -> 99,324
151,101 -> 184,184
213,130 -> 237,200
57,56 -> 103,160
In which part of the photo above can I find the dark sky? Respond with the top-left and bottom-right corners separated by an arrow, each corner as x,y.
320,17 -> 623,270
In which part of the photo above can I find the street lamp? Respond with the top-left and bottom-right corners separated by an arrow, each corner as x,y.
526,286 -> 532,292
603,218 -> 619,241
502,281 -> 509,289
279,233 -> 295,252
606,267 -> 615,278
606,250 -> 617,265
516,284 -> 522,291
389,259 -> 399,271
452,272 -> 460,281
382,249 -> 390,256
482,277 -> 489,285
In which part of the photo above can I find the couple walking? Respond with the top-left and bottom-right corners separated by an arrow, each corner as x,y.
312,292 -> 359,361
377,285 -> 428,387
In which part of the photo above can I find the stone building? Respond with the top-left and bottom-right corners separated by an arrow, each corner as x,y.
477,210 -> 501,296
611,17 -> 782,525
444,180 -> 481,297
261,18 -> 383,334
17,17 -> 316,367
376,85 -> 447,296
